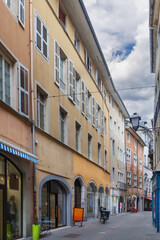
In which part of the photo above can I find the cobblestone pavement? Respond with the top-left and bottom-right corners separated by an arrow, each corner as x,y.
28,211 -> 160,240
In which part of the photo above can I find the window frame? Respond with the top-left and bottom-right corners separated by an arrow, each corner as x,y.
127,132 -> 130,142
18,0 -> 25,28
35,11 -> 49,61
36,86 -> 47,131
19,63 -> 29,118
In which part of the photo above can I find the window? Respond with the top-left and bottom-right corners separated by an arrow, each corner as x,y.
127,132 -> 130,142
98,142 -> 101,165
35,12 -> 48,60
75,121 -> 81,153
104,89 -> 106,103
95,70 -> 102,92
19,64 -> 29,117
88,133 -> 92,160
139,177 -> 142,188
85,49 -> 92,74
86,90 -> 92,123
92,97 -> 95,126
96,103 -> 101,133
75,72 -> 80,110
37,86 -> 47,130
101,110 -> 104,136
54,40 -> 67,93
139,158 -> 142,170
134,153 -> 137,166
118,171 -> 124,182
74,31 -> 80,53
134,139 -> 137,148
104,150 -> 107,170
59,106 -> 68,144
59,3 -> 66,29
126,148 -> 131,162
134,174 -> 137,187
144,155 -> 147,166
112,140 -> 115,157
109,116 -> 112,129
127,171 -> 131,185
112,167 -> 115,183
114,121 -> 116,134
118,126 -> 120,137
19,0 -> 25,27
112,99 -> 114,109
81,80 -> 85,114
109,94 -> 112,104
0,54 -> 11,106
4,0 -> 11,8
104,116 -> 107,135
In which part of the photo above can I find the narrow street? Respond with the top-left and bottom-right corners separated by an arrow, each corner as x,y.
39,212 -> 159,240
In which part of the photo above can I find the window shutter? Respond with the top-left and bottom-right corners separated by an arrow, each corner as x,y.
96,102 -> 98,130
73,67 -> 76,104
89,59 -> 92,73
100,80 -> 102,92
81,80 -> 85,114
54,40 -> 60,86
42,25 -> 48,59
104,89 -> 106,103
36,15 -> 42,51
68,60 -> 73,100
19,0 -> 25,27
92,97 -> 95,126
101,110 -> 104,136
85,87 -> 88,119
85,49 -> 87,66
95,70 -> 98,85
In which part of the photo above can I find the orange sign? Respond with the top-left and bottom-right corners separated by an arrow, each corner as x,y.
73,208 -> 84,222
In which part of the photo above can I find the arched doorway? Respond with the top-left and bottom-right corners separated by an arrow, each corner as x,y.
87,182 -> 97,218
0,154 -> 22,239
105,186 -> 110,210
39,175 -> 72,228
74,179 -> 81,208
98,185 -> 104,210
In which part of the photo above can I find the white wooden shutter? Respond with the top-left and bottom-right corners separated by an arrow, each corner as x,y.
85,87 -> 88,119
92,97 -> 95,126
81,80 -> 85,114
96,102 -> 98,130
19,0 -> 25,27
73,67 -> 76,104
68,60 -> 73,100
54,40 -> 60,86
101,110 -> 104,136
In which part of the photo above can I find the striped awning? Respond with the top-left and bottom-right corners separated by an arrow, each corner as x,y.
0,139 -> 38,164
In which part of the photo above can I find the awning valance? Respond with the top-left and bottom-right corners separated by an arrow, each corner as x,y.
0,139 -> 38,164
146,197 -> 152,201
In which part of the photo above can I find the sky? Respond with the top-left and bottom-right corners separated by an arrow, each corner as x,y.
83,0 -> 155,126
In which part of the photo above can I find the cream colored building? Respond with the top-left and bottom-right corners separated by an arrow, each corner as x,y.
109,94 -> 129,214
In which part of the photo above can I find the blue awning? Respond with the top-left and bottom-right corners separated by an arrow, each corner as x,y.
0,139 -> 38,164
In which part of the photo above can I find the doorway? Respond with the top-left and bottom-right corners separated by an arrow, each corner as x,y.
74,179 -> 81,208
41,181 -> 66,228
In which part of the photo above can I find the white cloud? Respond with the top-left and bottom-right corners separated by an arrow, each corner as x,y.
83,0 -> 154,125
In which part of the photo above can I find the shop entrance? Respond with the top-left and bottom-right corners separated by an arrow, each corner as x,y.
74,179 -> 81,208
41,181 -> 66,228
0,154 -> 22,240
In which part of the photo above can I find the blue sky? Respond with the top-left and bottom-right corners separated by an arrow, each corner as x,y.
83,0 -> 154,125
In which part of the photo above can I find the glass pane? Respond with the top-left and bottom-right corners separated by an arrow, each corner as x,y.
58,190 -> 65,227
37,17 -> 41,34
5,60 -> 10,105
7,161 -> 21,238
0,55 -> 2,100
40,103 -> 44,130
50,194 -> 56,228
41,183 -> 48,220
43,26 -> 47,42
43,42 -> 47,58
20,67 -> 24,89
21,92 -> 25,113
20,5 -> 24,24
24,70 -> 28,91
0,189 -> 3,240
0,156 -> 5,185
37,34 -> 41,51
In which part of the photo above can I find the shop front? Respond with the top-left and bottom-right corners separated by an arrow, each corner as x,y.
152,170 -> 160,232
0,140 -> 38,240
87,182 -> 97,218
39,175 -> 72,229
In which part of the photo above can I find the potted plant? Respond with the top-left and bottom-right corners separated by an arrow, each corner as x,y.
32,216 -> 40,240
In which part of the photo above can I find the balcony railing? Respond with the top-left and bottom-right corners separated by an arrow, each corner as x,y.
118,181 -> 127,190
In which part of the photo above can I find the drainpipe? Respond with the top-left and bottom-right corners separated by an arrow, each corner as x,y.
29,0 -> 37,223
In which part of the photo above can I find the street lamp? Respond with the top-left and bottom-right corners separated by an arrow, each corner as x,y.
130,113 -> 141,211
130,113 -> 141,131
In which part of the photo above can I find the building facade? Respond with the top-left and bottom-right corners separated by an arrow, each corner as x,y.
109,96 -> 129,215
126,126 -> 145,211
0,0 -> 38,239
